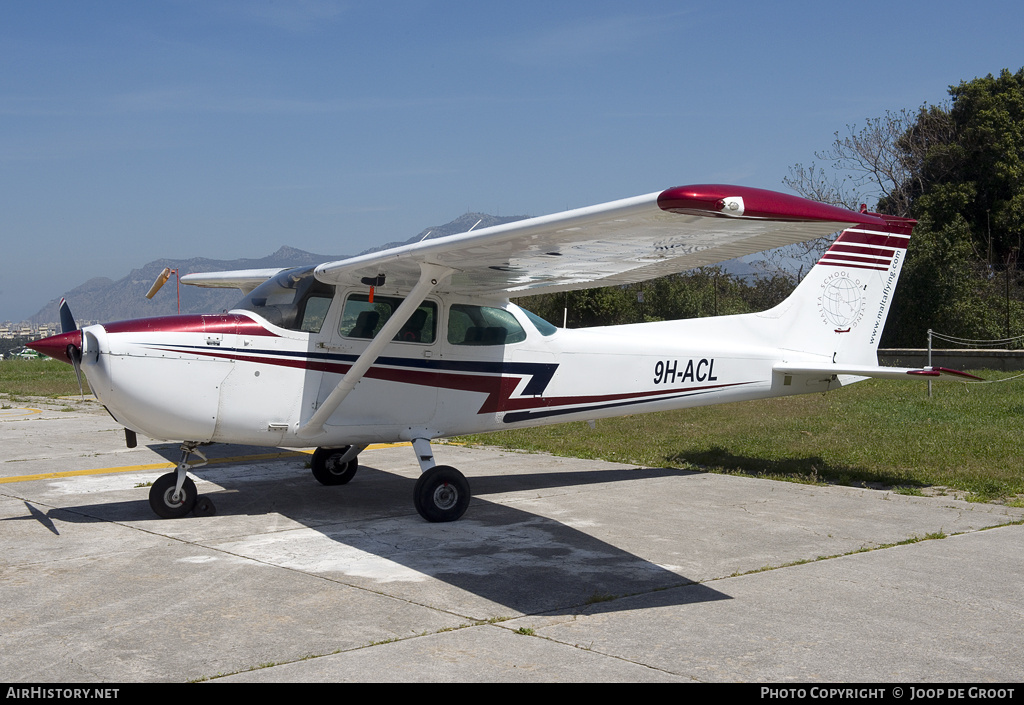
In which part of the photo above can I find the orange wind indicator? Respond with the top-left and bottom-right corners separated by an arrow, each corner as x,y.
145,267 -> 181,313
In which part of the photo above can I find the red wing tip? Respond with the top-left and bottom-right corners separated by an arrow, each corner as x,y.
932,367 -> 984,381
657,184 -> 888,226
908,367 -> 984,381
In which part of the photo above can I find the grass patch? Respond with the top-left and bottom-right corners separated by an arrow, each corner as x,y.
456,372 -> 1024,503
0,359 -> 90,397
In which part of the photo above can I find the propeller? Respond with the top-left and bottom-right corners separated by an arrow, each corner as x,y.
58,298 -> 85,399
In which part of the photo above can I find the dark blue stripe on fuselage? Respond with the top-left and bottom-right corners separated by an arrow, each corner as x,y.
149,343 -> 559,396
501,386 -> 741,423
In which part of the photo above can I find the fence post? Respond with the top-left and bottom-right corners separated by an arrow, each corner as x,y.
927,328 -> 933,398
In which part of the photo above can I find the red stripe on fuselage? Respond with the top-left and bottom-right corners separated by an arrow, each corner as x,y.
143,345 -> 518,412
103,314 -> 281,337
140,344 -> 748,417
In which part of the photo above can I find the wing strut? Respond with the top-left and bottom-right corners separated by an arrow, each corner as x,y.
297,262 -> 454,439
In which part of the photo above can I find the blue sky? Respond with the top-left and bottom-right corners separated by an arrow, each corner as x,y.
2,0 -> 1022,322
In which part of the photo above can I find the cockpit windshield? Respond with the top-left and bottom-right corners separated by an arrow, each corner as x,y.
236,266 -> 336,333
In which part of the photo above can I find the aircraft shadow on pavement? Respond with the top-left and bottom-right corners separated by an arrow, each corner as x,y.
667,446 -> 892,487
15,452 -> 728,616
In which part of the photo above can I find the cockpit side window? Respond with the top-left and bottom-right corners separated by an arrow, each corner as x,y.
299,294 -> 333,333
339,294 -> 437,344
447,304 -> 527,345
236,267 -> 336,333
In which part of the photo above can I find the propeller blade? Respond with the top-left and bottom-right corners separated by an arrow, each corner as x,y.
54,297 -> 85,397
146,268 -> 172,299
55,299 -> 85,398
67,343 -> 84,399
58,297 -> 77,334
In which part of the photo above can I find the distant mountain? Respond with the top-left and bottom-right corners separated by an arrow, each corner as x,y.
27,246 -> 344,326
28,213 -> 529,326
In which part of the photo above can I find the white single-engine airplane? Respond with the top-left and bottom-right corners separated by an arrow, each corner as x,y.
31,184 -> 978,522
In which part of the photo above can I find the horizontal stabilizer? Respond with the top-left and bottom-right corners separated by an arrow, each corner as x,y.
774,363 -> 983,381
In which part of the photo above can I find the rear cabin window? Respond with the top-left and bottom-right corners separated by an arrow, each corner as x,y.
521,307 -> 558,336
339,294 -> 437,344
447,304 -> 527,346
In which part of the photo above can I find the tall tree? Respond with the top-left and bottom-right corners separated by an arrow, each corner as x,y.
787,68 -> 1024,346
915,68 -> 1024,265
784,107 -> 944,217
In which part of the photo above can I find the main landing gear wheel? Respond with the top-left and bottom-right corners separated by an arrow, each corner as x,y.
414,465 -> 470,523
149,473 -> 198,519
311,446 -> 359,486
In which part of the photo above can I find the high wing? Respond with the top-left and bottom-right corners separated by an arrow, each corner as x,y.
311,185 -> 892,296
180,268 -> 287,295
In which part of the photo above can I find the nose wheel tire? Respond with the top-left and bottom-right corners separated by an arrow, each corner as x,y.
311,446 -> 359,486
149,473 -> 198,519
414,465 -> 470,523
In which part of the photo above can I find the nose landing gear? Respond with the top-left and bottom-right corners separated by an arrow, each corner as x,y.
148,442 -> 215,518
310,445 -> 362,485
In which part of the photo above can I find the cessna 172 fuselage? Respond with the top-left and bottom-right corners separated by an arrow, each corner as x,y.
30,184 -> 978,522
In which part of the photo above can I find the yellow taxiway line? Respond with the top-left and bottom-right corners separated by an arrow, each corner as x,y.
0,407 -> 43,419
0,443 -> 411,485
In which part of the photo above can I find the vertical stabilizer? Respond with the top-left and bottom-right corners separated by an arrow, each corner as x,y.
767,213 -> 915,365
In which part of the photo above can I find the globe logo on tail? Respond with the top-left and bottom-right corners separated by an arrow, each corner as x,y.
819,272 -> 866,332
